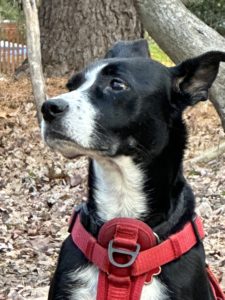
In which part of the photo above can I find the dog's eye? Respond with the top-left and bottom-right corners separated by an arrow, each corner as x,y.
110,78 -> 128,91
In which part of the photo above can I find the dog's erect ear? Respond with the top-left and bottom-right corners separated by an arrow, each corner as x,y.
171,51 -> 225,106
105,39 -> 150,59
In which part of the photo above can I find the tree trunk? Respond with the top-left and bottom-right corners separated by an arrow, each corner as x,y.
39,0 -> 143,77
135,0 -> 225,131
22,0 -> 46,125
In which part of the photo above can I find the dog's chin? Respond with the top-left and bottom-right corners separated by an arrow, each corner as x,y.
44,137 -> 87,159
45,137 -> 123,163
44,135 -> 117,160
42,126 -> 122,159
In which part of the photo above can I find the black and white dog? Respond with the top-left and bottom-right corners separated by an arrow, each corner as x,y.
41,39 -> 225,300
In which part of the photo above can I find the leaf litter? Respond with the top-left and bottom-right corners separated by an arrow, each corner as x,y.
0,77 -> 224,299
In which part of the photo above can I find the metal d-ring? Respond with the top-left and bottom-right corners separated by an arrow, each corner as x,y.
108,240 -> 141,268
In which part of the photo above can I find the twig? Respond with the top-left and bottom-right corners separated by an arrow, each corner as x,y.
22,0 -> 46,126
187,142 -> 225,164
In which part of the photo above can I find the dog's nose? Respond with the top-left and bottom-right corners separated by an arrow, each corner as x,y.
41,99 -> 69,122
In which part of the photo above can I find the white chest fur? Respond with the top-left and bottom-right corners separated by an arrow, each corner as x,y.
70,265 -> 168,300
93,156 -> 149,222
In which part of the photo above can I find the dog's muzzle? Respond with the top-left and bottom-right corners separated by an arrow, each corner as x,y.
42,99 -> 69,122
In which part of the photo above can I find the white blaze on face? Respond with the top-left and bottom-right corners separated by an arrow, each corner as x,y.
45,62 -> 107,149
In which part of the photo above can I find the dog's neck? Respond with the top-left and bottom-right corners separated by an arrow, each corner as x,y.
92,156 -> 148,222
86,148 -> 194,238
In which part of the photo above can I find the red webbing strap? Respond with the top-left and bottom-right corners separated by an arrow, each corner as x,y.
130,274 -> 147,299
71,214 -> 109,273
95,220 -> 153,300
97,271 -> 131,300
207,267 -> 225,300
96,271 -> 147,300
71,215 -> 205,300
132,217 -> 204,276
71,215 -> 204,275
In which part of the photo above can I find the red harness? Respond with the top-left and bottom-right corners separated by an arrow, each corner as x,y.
69,211 -> 225,300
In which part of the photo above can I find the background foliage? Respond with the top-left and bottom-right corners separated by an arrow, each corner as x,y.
186,0 -> 225,36
0,0 -> 23,22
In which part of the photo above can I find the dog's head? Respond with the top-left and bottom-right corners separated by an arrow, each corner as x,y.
41,39 -> 225,160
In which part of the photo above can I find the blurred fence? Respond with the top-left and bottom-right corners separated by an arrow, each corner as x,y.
0,22 -> 27,74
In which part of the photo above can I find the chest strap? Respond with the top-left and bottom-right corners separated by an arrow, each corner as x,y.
70,213 -> 205,300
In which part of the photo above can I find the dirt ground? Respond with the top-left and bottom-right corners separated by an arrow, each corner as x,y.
0,76 -> 225,299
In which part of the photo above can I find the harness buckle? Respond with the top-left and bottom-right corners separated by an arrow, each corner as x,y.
108,240 -> 141,268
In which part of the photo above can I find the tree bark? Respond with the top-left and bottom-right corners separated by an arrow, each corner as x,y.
22,0 -> 46,125
135,0 -> 225,130
39,0 -> 143,77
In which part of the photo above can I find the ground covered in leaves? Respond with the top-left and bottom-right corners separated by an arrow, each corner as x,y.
0,76 -> 225,299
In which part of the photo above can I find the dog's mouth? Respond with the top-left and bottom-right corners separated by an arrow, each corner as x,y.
43,127 -> 119,159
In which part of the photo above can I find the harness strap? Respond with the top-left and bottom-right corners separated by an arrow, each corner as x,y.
207,266 -> 225,300
133,217 -> 204,276
72,214 -> 109,273
97,271 -> 148,300
71,214 -> 205,276
70,211 -> 225,300
95,218 -> 158,300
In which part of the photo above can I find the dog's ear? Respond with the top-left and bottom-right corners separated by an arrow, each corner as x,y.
105,39 -> 150,59
171,51 -> 225,106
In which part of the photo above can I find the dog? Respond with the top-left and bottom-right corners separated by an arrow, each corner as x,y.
41,39 -> 225,300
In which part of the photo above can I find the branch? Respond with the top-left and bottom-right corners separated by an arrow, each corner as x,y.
187,142 -> 225,164
22,0 -> 46,125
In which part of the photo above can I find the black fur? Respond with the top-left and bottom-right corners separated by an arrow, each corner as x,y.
43,40 -> 225,300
